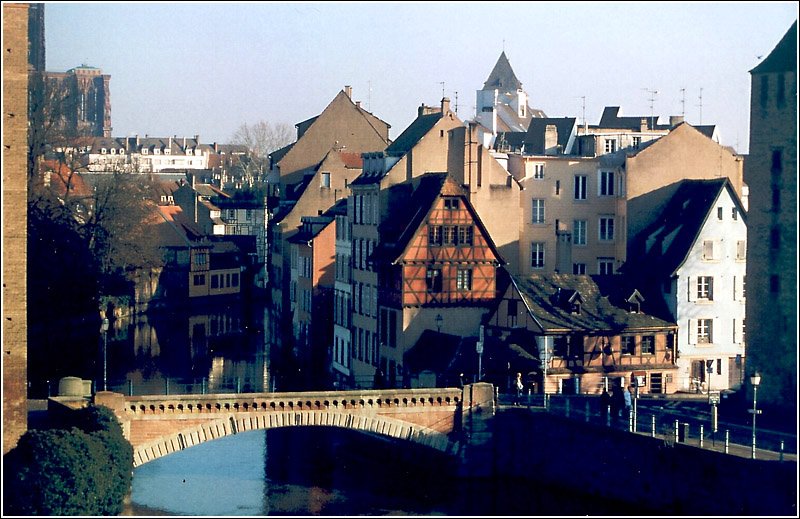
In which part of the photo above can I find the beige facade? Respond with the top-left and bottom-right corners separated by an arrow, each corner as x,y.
3,2 -> 30,454
744,21 -> 797,417
273,88 -> 390,190
626,123 -> 745,243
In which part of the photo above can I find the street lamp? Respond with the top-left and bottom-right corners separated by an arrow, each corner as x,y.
435,314 -> 443,333
749,372 -> 762,459
537,336 -> 552,409
100,317 -> 110,391
476,325 -> 484,381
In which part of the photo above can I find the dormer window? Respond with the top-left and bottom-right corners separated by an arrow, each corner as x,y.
626,289 -> 645,313
110,148 -> 116,155
142,148 -> 148,155
444,198 -> 460,210
101,148 -> 107,154
154,148 -> 160,155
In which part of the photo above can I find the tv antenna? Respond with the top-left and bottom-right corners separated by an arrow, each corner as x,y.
697,87 -> 704,125
643,88 -> 658,129
680,88 -> 686,117
439,81 -> 445,99
580,96 -> 586,128
368,80 -> 372,112
453,90 -> 459,115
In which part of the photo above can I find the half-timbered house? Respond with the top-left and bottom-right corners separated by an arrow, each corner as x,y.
484,273 -> 678,395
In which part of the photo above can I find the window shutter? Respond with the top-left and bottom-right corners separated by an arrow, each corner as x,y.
732,318 -> 737,343
708,277 -> 714,300
688,277 -> 696,302
709,319 -> 714,344
689,319 -> 696,344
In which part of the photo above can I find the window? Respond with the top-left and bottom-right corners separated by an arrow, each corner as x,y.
444,198 -> 460,210
771,149 -> 783,176
426,268 -> 442,292
770,226 -> 780,249
531,199 -> 545,224
533,163 -> 544,179
717,207 -> 723,220
736,240 -> 746,260
641,336 -> 655,355
697,276 -> 714,300
742,275 -> 747,299
621,336 -> 635,355
604,139 -> 617,154
598,171 -> 615,196
321,172 -> 331,188
458,226 -> 474,245
456,269 -> 473,291
429,225 -> 442,246
574,175 -> 587,200
760,75 -> 769,109
697,319 -> 713,344
777,73 -> 786,108
444,226 -> 457,245
531,242 -> 545,269
555,180 -> 561,195
702,240 -> 716,260
598,258 -> 614,276
573,220 -> 587,246
211,275 -> 219,289
731,207 -> 738,220
572,263 -> 586,275
193,274 -> 205,286
598,217 -> 614,241
632,136 -> 641,149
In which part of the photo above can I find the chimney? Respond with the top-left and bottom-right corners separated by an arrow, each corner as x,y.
441,97 -> 450,114
418,103 -> 426,117
168,136 -> 173,150
670,115 -> 685,127
214,142 -> 219,152
355,101 -> 361,108
640,118 -> 649,132
136,134 -> 140,147
194,134 -> 200,144
344,85 -> 352,99
544,124 -> 559,155
183,137 -> 186,148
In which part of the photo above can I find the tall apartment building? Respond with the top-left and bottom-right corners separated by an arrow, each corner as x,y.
744,21 -> 797,417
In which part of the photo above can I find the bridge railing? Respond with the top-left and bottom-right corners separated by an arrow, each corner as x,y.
497,392 -> 797,458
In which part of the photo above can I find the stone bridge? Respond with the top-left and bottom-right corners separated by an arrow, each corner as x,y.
91,384 -> 495,467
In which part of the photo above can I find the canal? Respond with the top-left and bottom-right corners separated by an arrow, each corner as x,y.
30,300 -> 633,515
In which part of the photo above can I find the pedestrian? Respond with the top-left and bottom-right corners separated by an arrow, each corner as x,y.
514,372 -> 523,405
623,385 -> 632,418
611,385 -> 624,418
600,388 -> 611,420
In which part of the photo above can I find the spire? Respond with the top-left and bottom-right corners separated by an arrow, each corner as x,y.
483,51 -> 523,91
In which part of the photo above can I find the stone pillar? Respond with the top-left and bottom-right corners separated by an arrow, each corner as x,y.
459,383 -> 496,477
94,391 -> 131,440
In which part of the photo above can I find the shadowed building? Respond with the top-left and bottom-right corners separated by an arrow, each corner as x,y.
744,21 -> 797,419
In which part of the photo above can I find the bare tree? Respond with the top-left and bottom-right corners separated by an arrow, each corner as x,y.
230,120 -> 294,158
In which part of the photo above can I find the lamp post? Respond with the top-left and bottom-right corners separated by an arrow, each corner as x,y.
537,336 -> 552,409
476,325 -> 484,381
101,317 -> 109,392
748,372 -> 762,459
435,314 -> 443,333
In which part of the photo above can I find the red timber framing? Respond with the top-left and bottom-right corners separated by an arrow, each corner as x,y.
396,191 -> 500,307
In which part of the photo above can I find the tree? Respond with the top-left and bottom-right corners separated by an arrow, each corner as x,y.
231,120 -> 294,159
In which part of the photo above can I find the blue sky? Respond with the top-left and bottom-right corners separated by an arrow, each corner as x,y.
44,2 -> 798,153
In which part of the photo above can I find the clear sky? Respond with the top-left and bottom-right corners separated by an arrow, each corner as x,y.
43,2 -> 798,154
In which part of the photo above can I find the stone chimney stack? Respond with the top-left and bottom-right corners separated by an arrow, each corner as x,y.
441,97 -> 451,114
640,118 -> 649,132
344,85 -> 352,99
544,124 -> 559,155
670,115 -> 685,127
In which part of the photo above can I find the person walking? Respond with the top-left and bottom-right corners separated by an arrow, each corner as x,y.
514,372 -> 524,405
623,385 -> 633,419
600,388 -> 611,421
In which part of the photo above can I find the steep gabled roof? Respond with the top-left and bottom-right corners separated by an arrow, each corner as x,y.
626,178 -> 743,278
370,173 -> 504,266
483,51 -> 522,91
523,117 -> 576,154
385,112 -> 442,156
751,20 -> 797,74
598,106 -> 669,131
513,274 -> 675,333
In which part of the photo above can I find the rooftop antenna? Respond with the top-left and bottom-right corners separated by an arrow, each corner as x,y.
439,81 -> 445,99
643,88 -> 658,129
502,39 -> 505,52
368,80 -> 372,112
580,96 -> 587,129
680,88 -> 686,117
453,90 -> 459,115
697,87 -> 704,125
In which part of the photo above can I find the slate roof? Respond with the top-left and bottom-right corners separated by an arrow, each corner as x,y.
523,117 -> 576,154
269,142 -> 294,164
512,273 -> 676,334
625,178 -> 743,279
494,131 -> 527,152
287,215 -> 335,244
751,20 -> 797,74
597,106 -> 670,131
385,112 -> 442,156
483,51 -> 523,91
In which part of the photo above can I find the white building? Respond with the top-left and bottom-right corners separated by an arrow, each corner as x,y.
628,178 -> 747,392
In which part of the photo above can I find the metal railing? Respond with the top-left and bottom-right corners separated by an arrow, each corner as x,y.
498,392 -> 796,459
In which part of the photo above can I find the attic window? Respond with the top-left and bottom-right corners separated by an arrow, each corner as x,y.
321,172 -> 331,188
444,198 -> 459,210
626,290 -> 645,313
101,148 -> 107,154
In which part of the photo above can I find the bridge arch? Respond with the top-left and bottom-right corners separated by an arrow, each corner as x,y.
131,410 -> 459,467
